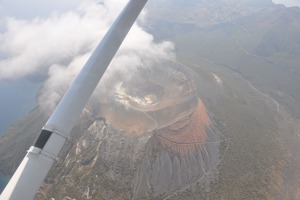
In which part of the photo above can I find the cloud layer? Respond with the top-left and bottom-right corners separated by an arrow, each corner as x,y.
273,0 -> 300,7
0,0 -> 175,111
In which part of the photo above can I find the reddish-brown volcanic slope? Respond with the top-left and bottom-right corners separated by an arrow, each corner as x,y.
153,99 -> 209,154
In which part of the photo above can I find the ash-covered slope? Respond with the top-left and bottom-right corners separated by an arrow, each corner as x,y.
134,100 -> 225,199
35,103 -> 226,200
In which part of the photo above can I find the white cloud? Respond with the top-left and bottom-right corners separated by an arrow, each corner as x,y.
273,0 -> 300,7
0,2 -> 115,80
0,0 -> 175,111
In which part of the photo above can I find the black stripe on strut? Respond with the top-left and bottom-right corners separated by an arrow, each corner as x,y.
34,130 -> 52,149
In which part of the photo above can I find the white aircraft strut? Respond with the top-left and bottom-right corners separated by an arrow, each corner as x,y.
0,0 -> 148,199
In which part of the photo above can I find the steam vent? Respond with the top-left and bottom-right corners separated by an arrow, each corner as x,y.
95,60 -> 228,198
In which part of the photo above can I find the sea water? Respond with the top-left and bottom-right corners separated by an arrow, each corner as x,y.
0,79 -> 40,134
0,173 -> 10,194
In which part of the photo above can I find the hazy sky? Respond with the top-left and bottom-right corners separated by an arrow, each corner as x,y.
0,0 -> 82,19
